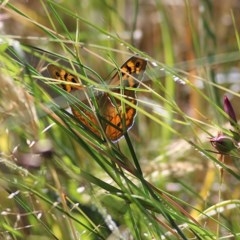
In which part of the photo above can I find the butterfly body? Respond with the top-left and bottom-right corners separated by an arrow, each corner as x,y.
48,56 -> 147,142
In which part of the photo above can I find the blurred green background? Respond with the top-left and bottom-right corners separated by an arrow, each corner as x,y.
1,0 -> 240,239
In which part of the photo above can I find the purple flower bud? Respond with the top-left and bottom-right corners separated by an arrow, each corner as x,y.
224,96 -> 237,124
210,134 -> 236,153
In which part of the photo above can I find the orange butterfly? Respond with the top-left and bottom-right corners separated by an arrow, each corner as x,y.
48,56 -> 147,142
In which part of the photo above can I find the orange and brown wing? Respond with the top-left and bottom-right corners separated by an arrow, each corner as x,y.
109,56 -> 147,88
47,65 -> 83,92
102,100 -> 137,141
47,64 -> 103,138
100,56 -> 147,141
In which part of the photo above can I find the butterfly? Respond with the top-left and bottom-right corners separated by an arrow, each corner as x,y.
47,56 -> 147,142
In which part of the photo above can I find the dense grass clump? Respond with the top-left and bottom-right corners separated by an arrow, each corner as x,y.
1,1 -> 240,239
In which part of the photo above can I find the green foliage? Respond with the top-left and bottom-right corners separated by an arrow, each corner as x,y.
1,0 -> 240,239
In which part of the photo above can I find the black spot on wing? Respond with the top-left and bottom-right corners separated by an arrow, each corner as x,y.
70,76 -> 77,83
55,71 -> 60,77
135,61 -> 140,68
64,72 -> 69,81
126,65 -> 132,74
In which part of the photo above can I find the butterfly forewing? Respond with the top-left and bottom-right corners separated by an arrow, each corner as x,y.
109,56 -> 147,88
48,64 -> 102,137
47,65 -> 83,92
